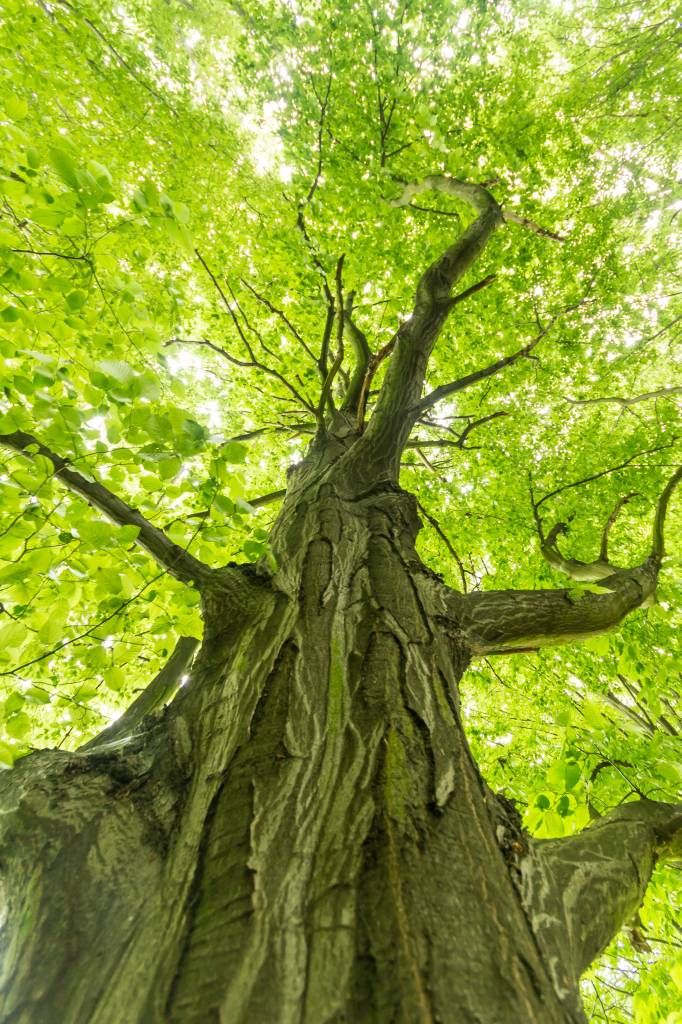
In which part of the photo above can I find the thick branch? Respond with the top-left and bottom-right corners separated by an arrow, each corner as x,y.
460,465 -> 679,654
81,636 -> 199,750
0,431 -> 213,588
518,800 -> 682,1007
458,560 -> 658,655
345,180 -> 503,479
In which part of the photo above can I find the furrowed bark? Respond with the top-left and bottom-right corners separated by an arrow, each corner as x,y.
0,475 -> 580,1024
458,559 -> 658,655
0,430 -> 214,589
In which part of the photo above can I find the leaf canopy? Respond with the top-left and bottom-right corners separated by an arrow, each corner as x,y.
0,0 -> 680,1018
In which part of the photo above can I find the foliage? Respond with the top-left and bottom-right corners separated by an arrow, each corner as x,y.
0,0 -> 680,1018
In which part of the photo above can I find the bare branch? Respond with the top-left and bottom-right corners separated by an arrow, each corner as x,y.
502,210 -> 566,241
81,636 -> 199,750
408,411 -> 507,450
171,255 -> 317,415
415,302 -> 580,417
566,385 -> 682,409
651,465 -> 682,559
240,278 -> 318,365
316,255 -> 346,423
0,430 -> 213,588
391,175 -> 565,242
533,443 -> 672,516
416,500 -> 468,591
600,492 -> 638,561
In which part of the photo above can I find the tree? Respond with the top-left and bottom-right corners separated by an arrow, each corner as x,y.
0,0 -> 680,1021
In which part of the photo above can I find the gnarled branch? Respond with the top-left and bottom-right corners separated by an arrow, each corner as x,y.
458,466 -> 680,654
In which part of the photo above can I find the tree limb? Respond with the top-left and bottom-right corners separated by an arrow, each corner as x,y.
414,302 -> 579,417
340,290 -> 372,414
458,465 -> 680,654
458,562 -> 658,655
343,180 -> 504,479
516,799 -> 682,1017
600,492 -> 638,561
81,636 -> 199,750
0,430 -> 214,588
566,385 -> 682,408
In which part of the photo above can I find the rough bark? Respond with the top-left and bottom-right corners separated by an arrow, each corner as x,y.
0,467 -> 678,1024
1,180 -> 679,1023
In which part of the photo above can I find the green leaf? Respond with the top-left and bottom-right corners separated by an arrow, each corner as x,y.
5,712 -> 30,740
49,147 -> 80,189
66,290 -> 87,310
103,667 -> 126,692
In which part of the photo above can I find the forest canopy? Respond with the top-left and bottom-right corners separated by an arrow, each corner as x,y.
0,0 -> 680,1020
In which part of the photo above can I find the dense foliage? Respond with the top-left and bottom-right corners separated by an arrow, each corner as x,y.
0,0 -> 680,1019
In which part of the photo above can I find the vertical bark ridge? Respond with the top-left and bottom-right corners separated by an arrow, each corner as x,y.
0,480 -> 590,1023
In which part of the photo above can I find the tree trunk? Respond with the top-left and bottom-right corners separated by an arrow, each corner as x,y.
0,480 -> 572,1024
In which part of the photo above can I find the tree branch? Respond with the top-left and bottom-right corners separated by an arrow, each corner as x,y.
0,430 -> 214,588
600,492 -> 638,561
566,385 -> 682,409
81,635 -> 199,750
414,302 -> 578,417
340,290 -> 372,414
458,563 -> 658,655
458,465 -> 680,654
516,799 -> 682,1017
343,180 -> 504,479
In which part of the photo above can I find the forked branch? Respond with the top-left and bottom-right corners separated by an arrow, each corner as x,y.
344,179 -> 504,480
458,466 -> 680,654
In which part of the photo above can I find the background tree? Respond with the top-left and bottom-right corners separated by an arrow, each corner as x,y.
0,0 -> 680,1022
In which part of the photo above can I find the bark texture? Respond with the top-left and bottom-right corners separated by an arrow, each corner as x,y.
1,469 -> 676,1024
0,179 -> 678,1023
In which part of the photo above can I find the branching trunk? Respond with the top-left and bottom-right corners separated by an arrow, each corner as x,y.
1,465 -> 678,1023
1,179 -> 679,1023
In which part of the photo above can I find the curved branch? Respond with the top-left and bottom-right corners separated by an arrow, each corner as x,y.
458,561 -> 658,655
0,430 -> 214,588
566,385 -> 682,408
342,179 -> 504,481
460,466 -> 680,654
600,491 -> 638,561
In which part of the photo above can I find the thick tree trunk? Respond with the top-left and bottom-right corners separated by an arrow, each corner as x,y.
1,475 -> 673,1024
